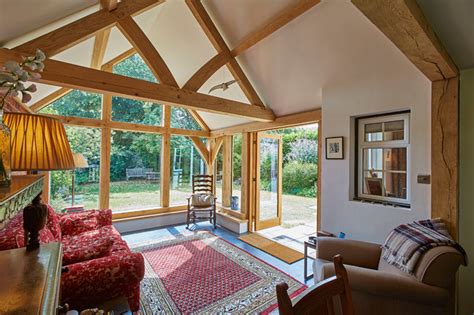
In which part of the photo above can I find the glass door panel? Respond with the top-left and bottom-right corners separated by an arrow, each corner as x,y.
255,133 -> 282,230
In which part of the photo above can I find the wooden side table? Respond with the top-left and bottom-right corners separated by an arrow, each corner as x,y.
0,242 -> 63,314
304,240 -> 317,281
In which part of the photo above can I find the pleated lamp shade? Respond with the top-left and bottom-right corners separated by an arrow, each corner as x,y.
4,113 -> 75,171
73,153 -> 89,168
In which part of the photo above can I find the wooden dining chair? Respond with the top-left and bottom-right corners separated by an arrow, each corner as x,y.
277,255 -> 355,315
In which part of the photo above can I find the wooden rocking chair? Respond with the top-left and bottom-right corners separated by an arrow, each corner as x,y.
277,255 -> 355,315
186,175 -> 217,229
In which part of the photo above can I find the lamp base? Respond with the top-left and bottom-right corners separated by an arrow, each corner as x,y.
23,194 -> 47,251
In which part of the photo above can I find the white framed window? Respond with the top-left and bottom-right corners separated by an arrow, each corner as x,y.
357,112 -> 410,206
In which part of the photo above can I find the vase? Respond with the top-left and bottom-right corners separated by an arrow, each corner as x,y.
0,109 -> 11,186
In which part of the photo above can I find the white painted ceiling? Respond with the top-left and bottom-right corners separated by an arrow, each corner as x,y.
1,0 -> 472,130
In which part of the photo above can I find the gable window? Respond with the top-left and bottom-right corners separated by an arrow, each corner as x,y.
356,112 -> 410,206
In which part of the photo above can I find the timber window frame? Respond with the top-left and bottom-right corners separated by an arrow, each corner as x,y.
356,112 -> 411,206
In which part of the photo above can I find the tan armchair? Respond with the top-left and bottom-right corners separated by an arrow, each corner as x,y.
313,237 -> 465,315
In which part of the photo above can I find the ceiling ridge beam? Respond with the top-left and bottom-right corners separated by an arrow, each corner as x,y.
185,0 -> 265,107
14,0 -> 165,57
351,0 -> 458,81
231,0 -> 320,57
1,48 -> 275,122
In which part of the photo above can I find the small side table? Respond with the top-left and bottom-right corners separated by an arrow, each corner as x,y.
304,240 -> 317,281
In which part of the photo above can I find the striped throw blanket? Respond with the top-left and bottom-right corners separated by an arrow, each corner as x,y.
382,218 -> 467,274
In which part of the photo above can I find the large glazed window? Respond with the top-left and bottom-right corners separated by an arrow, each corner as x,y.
39,90 -> 102,119
109,131 -> 161,212
50,126 -> 101,211
169,136 -> 207,206
357,113 -> 410,206
231,134 -> 242,210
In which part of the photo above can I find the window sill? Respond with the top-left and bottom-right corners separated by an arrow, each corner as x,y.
351,198 -> 411,210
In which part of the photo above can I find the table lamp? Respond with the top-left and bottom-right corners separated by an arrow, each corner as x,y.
4,112 -> 74,250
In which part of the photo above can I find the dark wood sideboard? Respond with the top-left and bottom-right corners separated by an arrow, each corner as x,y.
0,175 -> 63,314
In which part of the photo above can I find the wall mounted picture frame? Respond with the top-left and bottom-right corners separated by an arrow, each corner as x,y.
326,136 -> 344,159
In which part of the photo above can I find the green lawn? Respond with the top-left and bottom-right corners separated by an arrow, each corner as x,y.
51,181 -> 316,224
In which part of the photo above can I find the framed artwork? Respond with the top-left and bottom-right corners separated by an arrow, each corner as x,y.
326,137 -> 344,159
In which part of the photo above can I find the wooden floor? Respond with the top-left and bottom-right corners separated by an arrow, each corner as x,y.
121,222 -> 315,285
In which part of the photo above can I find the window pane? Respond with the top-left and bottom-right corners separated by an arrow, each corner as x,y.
385,172 -> 407,199
363,148 -> 383,171
112,96 -> 162,126
50,126 -> 101,211
384,148 -> 407,171
259,137 -> 279,221
365,123 -> 382,142
214,148 -> 223,204
110,131 -> 161,212
231,134 -> 242,210
113,53 -> 157,83
170,136 -> 207,206
171,107 -> 201,130
363,171 -> 383,196
39,90 -> 101,119
384,120 -> 404,141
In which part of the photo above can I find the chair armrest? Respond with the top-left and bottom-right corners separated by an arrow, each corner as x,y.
316,237 -> 382,269
319,263 -> 449,306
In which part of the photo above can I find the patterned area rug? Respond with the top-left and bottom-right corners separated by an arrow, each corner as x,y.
132,232 -> 306,314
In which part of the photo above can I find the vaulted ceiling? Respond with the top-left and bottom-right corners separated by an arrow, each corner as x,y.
0,0 -> 472,130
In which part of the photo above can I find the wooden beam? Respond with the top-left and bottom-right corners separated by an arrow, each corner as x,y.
240,133 -> 250,218
189,136 -> 210,166
188,110 -> 210,131
185,0 -> 265,107
90,29 -> 111,69
115,17 -> 212,132
161,106 -> 171,207
117,16 -> 178,86
210,136 -> 224,164
211,109 -> 321,136
100,0 -> 118,11
99,87 -> 112,209
432,77 -> 458,239
30,87 -> 71,112
351,0 -> 458,81
221,135 -> 232,208
183,52 -> 229,91
102,48 -> 136,69
14,0 -> 165,57
317,121 -> 321,231
0,49 -> 275,121
231,0 -> 320,56
41,113 -> 211,137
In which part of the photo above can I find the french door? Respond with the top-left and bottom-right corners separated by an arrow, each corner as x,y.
255,133 -> 282,230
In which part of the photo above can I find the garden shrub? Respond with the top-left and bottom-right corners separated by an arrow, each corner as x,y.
282,162 -> 317,197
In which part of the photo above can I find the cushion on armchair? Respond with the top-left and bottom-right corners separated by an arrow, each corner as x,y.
191,194 -> 215,207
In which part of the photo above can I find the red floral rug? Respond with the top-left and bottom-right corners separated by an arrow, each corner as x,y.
132,232 -> 306,314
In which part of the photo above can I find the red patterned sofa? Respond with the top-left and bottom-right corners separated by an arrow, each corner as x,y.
0,205 -> 144,311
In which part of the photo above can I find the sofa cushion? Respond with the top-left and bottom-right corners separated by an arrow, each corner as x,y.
62,229 -> 114,265
0,213 -> 23,250
46,204 -> 62,241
